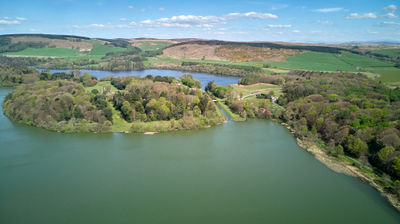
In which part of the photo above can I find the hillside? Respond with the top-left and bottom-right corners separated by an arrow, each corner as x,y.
0,34 -> 399,86
0,34 -> 136,59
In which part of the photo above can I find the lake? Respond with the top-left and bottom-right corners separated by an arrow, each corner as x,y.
1,74 -> 400,223
38,69 -> 241,89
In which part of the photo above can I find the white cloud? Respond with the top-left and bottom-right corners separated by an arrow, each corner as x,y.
0,20 -> 20,24
292,30 -> 300,33
225,12 -> 278,19
313,8 -> 343,13
0,17 -> 26,24
196,24 -> 213,30
73,23 -> 130,29
318,20 -> 333,25
89,23 -> 105,28
276,32 -> 283,35
72,12 -> 278,31
267,24 -> 292,28
383,4 -> 398,18
232,31 -> 248,34
378,21 -> 400,27
151,15 -> 222,25
384,5 -> 397,11
136,12 -> 277,29
158,8 -> 165,11
347,13 -> 377,19
386,12 -> 397,18
128,5 -> 133,9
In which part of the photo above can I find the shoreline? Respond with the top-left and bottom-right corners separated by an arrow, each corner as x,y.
280,122 -> 400,212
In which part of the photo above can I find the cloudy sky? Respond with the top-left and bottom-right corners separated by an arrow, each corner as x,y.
0,0 -> 399,42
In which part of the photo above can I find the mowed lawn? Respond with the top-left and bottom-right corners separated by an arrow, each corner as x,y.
269,52 -> 395,72
6,47 -> 79,57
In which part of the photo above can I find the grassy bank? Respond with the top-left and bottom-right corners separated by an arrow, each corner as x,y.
215,98 -> 246,121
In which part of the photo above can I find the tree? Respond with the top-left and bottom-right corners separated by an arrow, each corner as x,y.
91,89 -> 99,95
346,135 -> 368,158
74,106 -> 84,119
377,146 -> 395,166
392,157 -> 400,178
205,81 -> 217,93
102,108 -> 113,122
121,101 -> 134,122
378,128 -> 400,148
39,71 -> 51,80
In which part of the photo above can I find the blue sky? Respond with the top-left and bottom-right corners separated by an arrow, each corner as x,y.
0,0 -> 399,42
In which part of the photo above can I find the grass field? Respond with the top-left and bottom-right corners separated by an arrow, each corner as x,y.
89,40 -> 127,56
371,68 -> 400,83
4,40 -> 128,59
229,83 -> 282,98
269,52 -> 395,72
371,49 -> 400,58
6,47 -> 79,57
135,41 -> 173,51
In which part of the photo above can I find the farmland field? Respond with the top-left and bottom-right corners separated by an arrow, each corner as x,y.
89,40 -> 127,56
372,68 -> 400,83
269,52 -> 395,72
371,48 -> 400,58
5,47 -> 79,57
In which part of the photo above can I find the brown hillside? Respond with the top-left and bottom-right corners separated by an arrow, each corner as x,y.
163,43 -> 304,62
215,45 -> 304,62
163,44 -> 227,61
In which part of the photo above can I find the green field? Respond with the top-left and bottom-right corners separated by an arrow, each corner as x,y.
229,83 -> 282,98
89,40 -> 127,56
84,81 -> 118,93
6,47 -> 79,57
372,68 -> 400,83
269,52 -> 395,72
371,49 -> 400,58
135,41 -> 173,51
4,40 -> 129,59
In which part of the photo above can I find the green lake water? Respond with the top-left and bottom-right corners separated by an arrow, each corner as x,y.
0,87 -> 400,223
